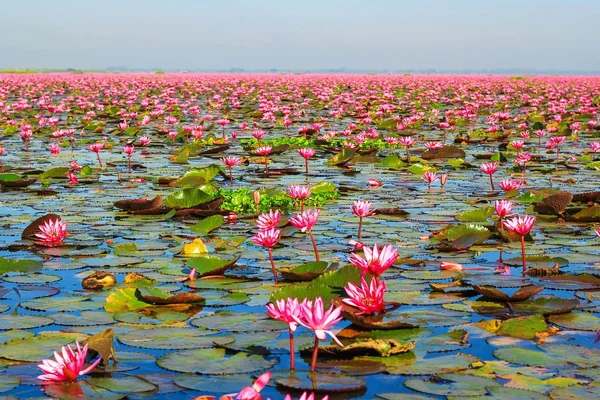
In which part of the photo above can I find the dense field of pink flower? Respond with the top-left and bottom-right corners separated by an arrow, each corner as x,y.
0,73 -> 599,399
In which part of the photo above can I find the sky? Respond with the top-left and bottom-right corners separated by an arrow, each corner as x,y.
1,0 -> 599,72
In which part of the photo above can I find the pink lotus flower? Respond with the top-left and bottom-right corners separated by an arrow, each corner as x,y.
343,277 -> 386,315
287,185 -> 312,212
251,228 -> 281,283
38,341 -> 102,382
266,298 -> 302,369
87,143 -> 104,168
499,179 -> 522,192
504,215 -> 536,272
494,200 -> 513,219
399,136 -> 416,162
289,209 -> 321,261
349,243 -> 398,280
256,209 -> 281,231
123,145 -> 135,170
422,171 -> 439,189
510,140 -> 525,154
479,162 -> 499,190
596,227 -> 600,238
351,200 -> 375,239
424,141 -> 443,151
590,142 -> 600,159
34,218 -> 69,246
297,148 -> 316,174
251,129 -> 266,141
139,136 -> 151,146
66,172 -> 78,185
369,178 -> 383,188
293,297 -> 344,371
440,261 -> 464,271
221,156 -> 242,183
20,129 -> 33,150
256,146 -> 272,173
49,144 -> 60,155
235,371 -> 270,400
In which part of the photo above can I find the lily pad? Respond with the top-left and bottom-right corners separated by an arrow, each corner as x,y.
274,371 -> 366,393
157,348 -> 278,374
548,312 -> 600,331
404,373 -> 500,396
117,327 -> 231,350
190,311 -> 287,332
493,343 -> 600,369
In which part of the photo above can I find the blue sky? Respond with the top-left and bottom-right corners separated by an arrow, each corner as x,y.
1,0 -> 598,71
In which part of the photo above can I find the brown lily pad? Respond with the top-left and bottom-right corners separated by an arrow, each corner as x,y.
533,191 -> 573,215
472,285 -> 543,302
114,196 -> 163,212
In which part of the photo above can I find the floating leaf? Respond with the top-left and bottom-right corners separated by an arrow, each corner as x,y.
496,315 -> 548,340
318,339 -> 415,357
455,206 -> 494,222
186,254 -> 240,277
117,327 -> 230,350
274,371 -> 366,393
0,331 -> 87,362
327,148 -> 356,166
83,328 -> 118,366
404,373 -> 500,397
493,343 -> 600,369
0,257 -> 43,275
163,188 -> 214,209
157,348 -> 278,374
86,377 -> 156,394
135,286 -> 204,305
548,312 -> 600,331
190,311 -> 286,332
190,215 -> 224,234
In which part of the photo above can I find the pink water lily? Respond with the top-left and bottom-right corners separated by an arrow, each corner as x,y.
343,277 -> 386,315
349,243 -> 398,282
289,208 -> 321,262
351,200 -> 375,239
256,209 -> 281,231
38,341 -> 102,383
266,298 -> 303,369
504,214 -> 536,272
293,297 -> 344,371
34,218 -> 69,247
235,371 -> 270,400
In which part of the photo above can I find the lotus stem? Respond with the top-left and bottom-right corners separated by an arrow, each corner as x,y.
305,159 -> 309,175
310,336 -> 319,372
489,174 -> 495,191
267,247 -> 278,284
96,153 -> 103,169
264,157 -> 269,174
228,167 -> 233,183
308,229 -> 320,262
289,329 -> 295,370
357,216 -> 363,240
520,235 -> 527,272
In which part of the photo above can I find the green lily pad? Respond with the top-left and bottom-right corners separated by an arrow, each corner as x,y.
135,286 -> 204,305
86,377 -> 156,394
49,311 -> 116,326
117,327 -> 231,350
280,261 -> 329,281
112,310 -> 193,325
0,314 -> 54,330
455,206 -> 494,222
0,331 -> 87,361
172,374 -> 257,393
0,375 -> 20,393
42,381 -> 127,399
190,311 -> 287,332
496,315 -> 548,340
493,343 -> 600,370
2,273 -> 61,284
186,254 -> 241,277
549,385 -> 600,399
23,296 -> 104,312
275,371 -> 366,393
511,296 -> 580,315
548,312 -> 600,331
419,329 -> 469,352
190,215 -> 224,234
0,257 -> 43,275
359,353 -> 478,375
163,188 -> 214,209
157,347 -> 278,374
404,373 -> 500,396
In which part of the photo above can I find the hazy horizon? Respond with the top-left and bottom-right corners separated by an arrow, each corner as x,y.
1,0 -> 599,72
